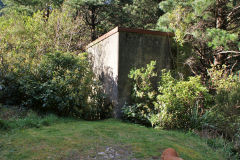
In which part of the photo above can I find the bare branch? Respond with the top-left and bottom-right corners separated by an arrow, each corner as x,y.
216,51 -> 240,55
227,4 -> 240,20
226,54 -> 240,60
85,12 -> 90,25
230,60 -> 238,73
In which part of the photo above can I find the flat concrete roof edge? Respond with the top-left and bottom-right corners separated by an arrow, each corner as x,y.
86,27 -> 174,49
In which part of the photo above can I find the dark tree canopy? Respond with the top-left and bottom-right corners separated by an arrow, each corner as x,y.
158,0 -> 240,81
0,0 -> 4,8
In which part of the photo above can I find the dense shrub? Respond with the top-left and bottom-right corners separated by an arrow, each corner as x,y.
0,52 -> 111,119
205,66 -> 240,153
122,61 -> 157,125
0,10 -> 111,120
206,137 -> 239,159
0,119 -> 9,130
0,10 -> 87,105
123,61 -> 211,129
151,70 -> 211,129
0,10 -> 89,55
124,61 -> 240,157
0,74 -> 24,105
20,52 -> 91,116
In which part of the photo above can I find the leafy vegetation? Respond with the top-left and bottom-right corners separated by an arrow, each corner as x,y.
0,8 -> 111,119
206,66 -> 240,153
0,112 -> 70,131
0,0 -> 239,159
0,105 -> 74,131
122,61 -> 158,126
1,0 -> 64,14
157,0 -> 240,81
153,71 -> 211,129
124,61 -> 240,158
123,61 -> 212,129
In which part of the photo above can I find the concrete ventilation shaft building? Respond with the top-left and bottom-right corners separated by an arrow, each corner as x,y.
86,27 -> 174,117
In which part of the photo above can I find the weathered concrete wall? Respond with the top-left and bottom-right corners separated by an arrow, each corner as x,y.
87,27 -> 173,118
87,32 -> 119,113
117,32 -> 172,116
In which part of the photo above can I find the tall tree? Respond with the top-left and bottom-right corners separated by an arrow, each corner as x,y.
67,0 -> 107,41
68,0 -> 164,41
123,0 -> 163,29
158,0 -> 240,81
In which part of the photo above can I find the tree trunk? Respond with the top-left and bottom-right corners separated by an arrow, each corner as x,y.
214,0 -> 228,67
90,6 -> 97,41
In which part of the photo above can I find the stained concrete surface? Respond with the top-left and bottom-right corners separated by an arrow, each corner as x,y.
87,27 -> 173,117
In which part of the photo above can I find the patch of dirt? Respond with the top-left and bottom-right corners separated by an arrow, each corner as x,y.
60,145 -> 138,160
60,145 -> 161,160
91,146 -> 136,160
60,150 -> 84,160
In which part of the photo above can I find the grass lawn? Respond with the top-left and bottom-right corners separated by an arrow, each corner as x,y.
0,119 -> 227,160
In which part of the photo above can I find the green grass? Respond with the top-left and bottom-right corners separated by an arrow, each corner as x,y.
0,105 -> 73,131
0,112 -> 73,131
0,119 -> 230,160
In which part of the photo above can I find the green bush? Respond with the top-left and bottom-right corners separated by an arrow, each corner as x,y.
206,137 -> 239,159
0,52 -> 111,119
124,62 -> 240,157
122,61 -> 157,125
152,70 -> 211,129
123,61 -> 211,129
208,87 -> 240,138
81,82 -> 113,120
0,73 -> 24,105
0,11 -> 111,120
0,119 -> 9,130
19,52 -> 93,116
206,66 -> 240,153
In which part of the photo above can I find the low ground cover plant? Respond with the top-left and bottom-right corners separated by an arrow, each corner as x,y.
0,105 -> 74,131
